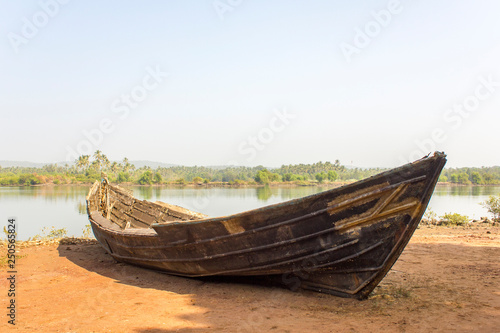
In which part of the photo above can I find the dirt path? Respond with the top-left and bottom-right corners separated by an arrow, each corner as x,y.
2,226 -> 499,333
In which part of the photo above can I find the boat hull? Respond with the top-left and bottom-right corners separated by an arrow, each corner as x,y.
87,152 -> 446,299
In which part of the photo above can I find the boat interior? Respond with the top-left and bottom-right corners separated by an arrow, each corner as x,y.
87,180 -> 206,230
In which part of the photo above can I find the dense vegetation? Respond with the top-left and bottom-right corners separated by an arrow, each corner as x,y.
1,151 -> 499,186
439,166 -> 500,185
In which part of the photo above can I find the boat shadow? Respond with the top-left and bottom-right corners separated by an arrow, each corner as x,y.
56,240 -> 302,332
56,240 -> 286,295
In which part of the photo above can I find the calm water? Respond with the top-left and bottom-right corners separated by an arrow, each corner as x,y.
1,185 -> 499,240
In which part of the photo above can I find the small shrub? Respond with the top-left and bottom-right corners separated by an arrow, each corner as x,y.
47,227 -> 68,238
82,224 -> 94,238
32,226 -> 68,241
481,194 -> 500,221
424,208 -> 438,224
393,286 -> 412,298
440,212 -> 469,226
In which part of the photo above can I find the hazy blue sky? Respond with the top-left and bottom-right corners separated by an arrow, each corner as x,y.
1,0 -> 499,168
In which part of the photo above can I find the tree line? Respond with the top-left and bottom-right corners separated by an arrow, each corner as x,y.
1,151 -> 499,186
439,166 -> 500,185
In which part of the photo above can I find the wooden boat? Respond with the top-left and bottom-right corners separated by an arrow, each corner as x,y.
86,152 -> 446,299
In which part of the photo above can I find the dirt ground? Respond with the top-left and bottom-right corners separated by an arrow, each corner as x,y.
2,226 -> 499,333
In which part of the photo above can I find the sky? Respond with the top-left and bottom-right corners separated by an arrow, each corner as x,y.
1,0 -> 499,168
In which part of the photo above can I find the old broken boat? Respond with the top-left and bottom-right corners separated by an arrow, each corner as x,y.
86,152 -> 446,299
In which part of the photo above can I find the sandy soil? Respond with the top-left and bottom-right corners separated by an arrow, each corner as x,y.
2,226 -> 499,333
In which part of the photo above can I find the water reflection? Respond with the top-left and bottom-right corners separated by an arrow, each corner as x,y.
434,185 -> 500,197
256,186 -> 274,201
137,186 -> 153,201
154,186 -> 162,199
252,186 -> 330,202
0,185 -> 90,201
77,201 -> 87,215
277,186 -> 331,200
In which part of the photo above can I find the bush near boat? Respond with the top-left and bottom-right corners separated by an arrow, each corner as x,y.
422,201 -> 500,227
1,151 -> 500,186
440,213 -> 470,226
481,194 -> 500,221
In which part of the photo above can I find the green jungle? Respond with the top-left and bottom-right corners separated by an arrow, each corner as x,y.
1,151 -> 500,186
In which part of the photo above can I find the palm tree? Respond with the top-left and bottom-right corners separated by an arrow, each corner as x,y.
101,155 -> 110,171
92,150 -> 110,171
90,160 -> 100,171
93,151 -> 102,170
83,155 -> 90,169
111,161 -> 120,174
123,157 -> 131,173
76,155 -> 90,172
93,150 -> 102,160
76,156 -> 84,171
